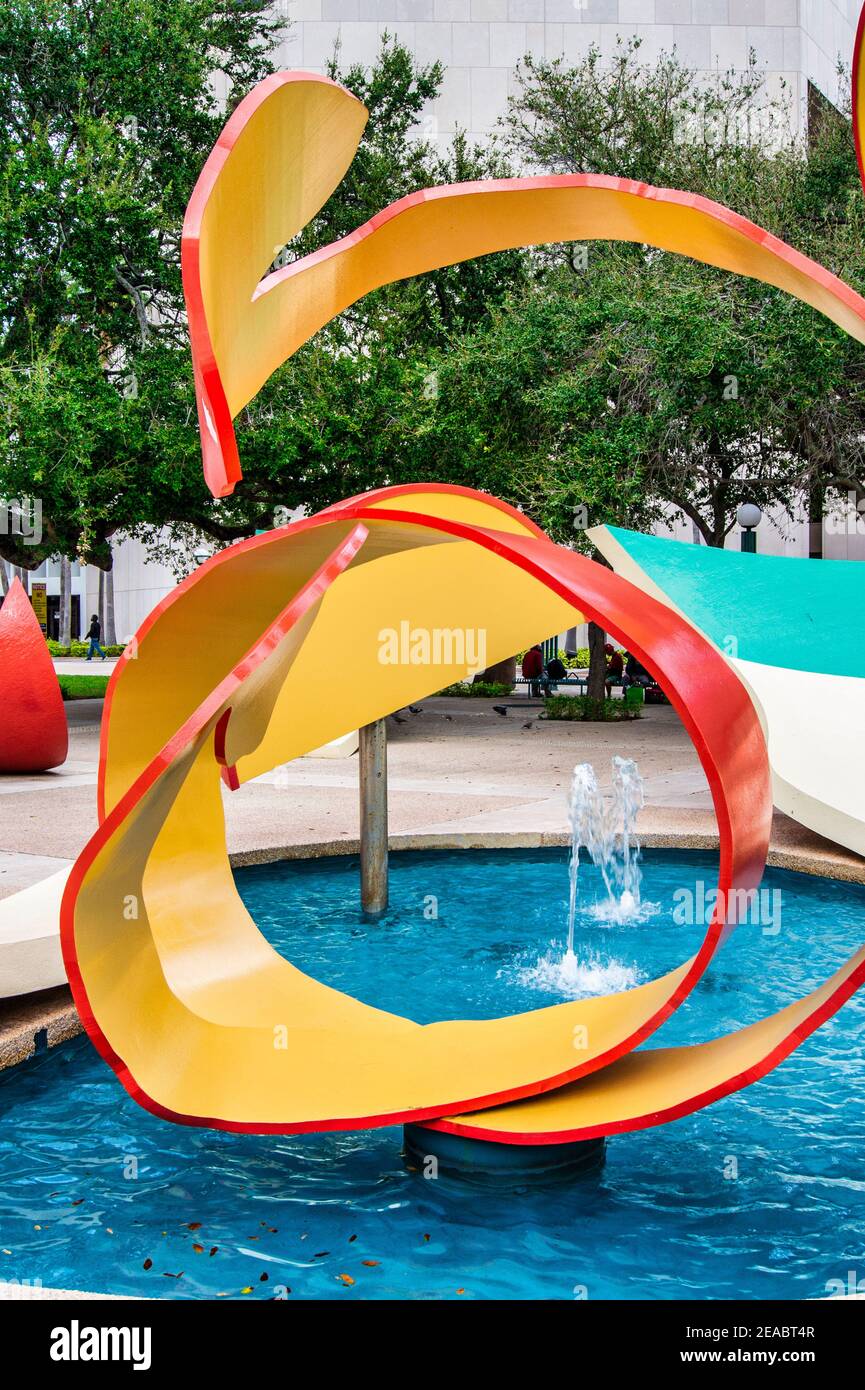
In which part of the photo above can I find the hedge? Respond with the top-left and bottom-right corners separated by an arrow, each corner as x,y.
47,638 -> 126,658
543,695 -> 641,722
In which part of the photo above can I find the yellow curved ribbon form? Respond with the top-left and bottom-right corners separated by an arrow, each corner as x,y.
425,943 -> 865,1144
181,73 -> 865,499
64,480 -> 774,1132
60,47 -> 865,1141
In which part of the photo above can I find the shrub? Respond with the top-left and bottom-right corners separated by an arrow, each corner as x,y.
47,638 -> 125,657
560,647 -> 590,668
436,680 -> 514,697
556,647 -> 626,669
543,694 -> 641,722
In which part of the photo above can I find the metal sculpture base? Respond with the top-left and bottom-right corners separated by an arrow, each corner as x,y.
403,1123 -> 606,1181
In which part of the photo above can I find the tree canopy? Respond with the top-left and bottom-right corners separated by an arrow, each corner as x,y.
399,38 -> 865,548
0,0 -> 282,568
0,13 -> 530,571
2,17 -> 864,575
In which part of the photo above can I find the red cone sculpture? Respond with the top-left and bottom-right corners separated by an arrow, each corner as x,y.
0,577 -> 68,772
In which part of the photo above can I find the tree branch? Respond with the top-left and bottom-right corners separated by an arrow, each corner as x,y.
113,265 -> 150,348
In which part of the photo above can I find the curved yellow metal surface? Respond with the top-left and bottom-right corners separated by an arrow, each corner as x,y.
63,484 -> 770,1133
424,944 -> 865,1144
182,72 -> 865,498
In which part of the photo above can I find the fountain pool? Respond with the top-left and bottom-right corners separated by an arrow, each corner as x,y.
0,847 -> 863,1300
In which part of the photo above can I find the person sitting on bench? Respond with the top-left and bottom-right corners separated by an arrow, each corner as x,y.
545,653 -> 567,685
625,652 -> 653,687
605,643 -> 623,697
522,643 -> 544,696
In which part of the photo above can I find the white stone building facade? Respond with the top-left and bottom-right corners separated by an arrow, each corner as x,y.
275,1 -> 859,147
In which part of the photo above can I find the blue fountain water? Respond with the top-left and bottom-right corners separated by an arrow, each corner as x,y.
0,847 -> 863,1301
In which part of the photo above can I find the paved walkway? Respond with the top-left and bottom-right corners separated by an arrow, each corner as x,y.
53,658 -> 118,675
2,695 -> 860,899
0,700 -> 714,893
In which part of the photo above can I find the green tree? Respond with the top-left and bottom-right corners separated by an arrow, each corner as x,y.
0,22 -> 531,575
398,40 -> 865,695
499,38 -> 865,548
0,0 -> 280,571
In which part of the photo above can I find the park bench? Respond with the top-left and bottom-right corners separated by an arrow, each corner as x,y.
512,675 -> 665,705
513,675 -> 626,694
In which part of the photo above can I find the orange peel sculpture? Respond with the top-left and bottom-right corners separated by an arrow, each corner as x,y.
60,32 -> 865,1142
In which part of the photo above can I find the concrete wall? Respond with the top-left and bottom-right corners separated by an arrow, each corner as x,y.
274,0 -> 859,148
83,538 -> 180,644
801,1 -> 860,112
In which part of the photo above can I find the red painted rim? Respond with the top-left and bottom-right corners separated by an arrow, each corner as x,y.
854,3 -> 865,197
424,954 -> 865,1145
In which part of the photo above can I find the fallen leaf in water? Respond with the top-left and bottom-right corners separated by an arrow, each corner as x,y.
186,1222 -> 202,1231
260,1272 -> 269,1282
70,1199 -> 84,1207
209,1247 -> 218,1257
348,1234 -> 357,1243
192,1244 -> 204,1254
362,1260 -> 379,1267
337,1273 -> 355,1286
241,1286 -> 253,1295
456,1288 -> 466,1295
314,1251 -> 329,1258
143,1259 -> 153,1271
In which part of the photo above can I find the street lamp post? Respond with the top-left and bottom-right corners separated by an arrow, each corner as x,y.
737,503 -> 762,554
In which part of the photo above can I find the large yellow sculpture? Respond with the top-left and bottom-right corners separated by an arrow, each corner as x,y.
60,38 -> 865,1144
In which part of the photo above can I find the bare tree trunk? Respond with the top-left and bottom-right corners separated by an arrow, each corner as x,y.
0,561 -> 8,597
98,568 -> 105,641
59,555 -> 72,648
586,621 -> 607,702
475,655 -> 517,687
809,478 -> 824,559
102,558 -> 116,645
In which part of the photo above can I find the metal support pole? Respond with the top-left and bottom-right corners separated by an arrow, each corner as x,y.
359,718 -> 388,915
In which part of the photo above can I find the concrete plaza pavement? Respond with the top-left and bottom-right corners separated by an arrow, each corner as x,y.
2,695 -> 863,900
0,697 -> 716,897
53,657 -> 119,676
